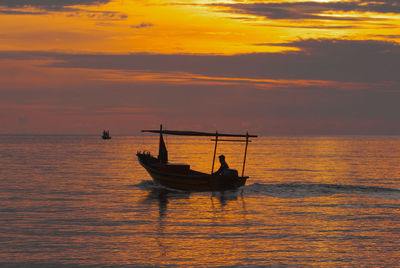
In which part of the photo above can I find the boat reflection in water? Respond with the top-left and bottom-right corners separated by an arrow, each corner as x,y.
137,125 -> 257,191
140,183 -> 247,253
142,187 -> 191,219
142,185 -> 244,216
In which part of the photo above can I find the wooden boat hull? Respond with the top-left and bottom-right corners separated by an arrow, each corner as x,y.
137,153 -> 247,191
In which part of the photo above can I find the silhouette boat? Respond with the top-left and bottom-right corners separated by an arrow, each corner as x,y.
137,125 -> 257,191
102,130 -> 111,140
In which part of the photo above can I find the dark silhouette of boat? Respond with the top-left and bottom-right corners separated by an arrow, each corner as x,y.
137,125 -> 257,191
102,130 -> 111,140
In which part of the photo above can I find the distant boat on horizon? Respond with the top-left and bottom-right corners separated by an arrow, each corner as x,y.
102,130 -> 111,140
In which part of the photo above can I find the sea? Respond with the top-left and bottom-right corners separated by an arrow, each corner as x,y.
1,135 -> 400,267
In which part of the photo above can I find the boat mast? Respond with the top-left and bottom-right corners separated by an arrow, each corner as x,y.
241,132 -> 249,177
158,124 -> 168,163
211,131 -> 218,174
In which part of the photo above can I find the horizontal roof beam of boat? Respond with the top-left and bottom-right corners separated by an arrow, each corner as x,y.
210,139 -> 252,142
141,129 -> 257,138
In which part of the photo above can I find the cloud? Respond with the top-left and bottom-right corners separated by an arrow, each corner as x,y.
0,0 -> 128,20
1,71 -> 399,135
2,38 -> 396,85
1,39 -> 400,135
208,0 -> 400,21
257,24 -> 359,30
371,34 -> 400,39
0,0 -> 111,10
66,9 -> 128,21
0,9 -> 46,15
131,23 -> 154,29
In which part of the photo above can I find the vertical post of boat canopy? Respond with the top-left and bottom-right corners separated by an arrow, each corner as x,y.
211,131 -> 218,174
241,132 -> 249,177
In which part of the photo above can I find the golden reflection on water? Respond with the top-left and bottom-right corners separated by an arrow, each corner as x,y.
128,136 -> 400,266
1,136 -> 400,266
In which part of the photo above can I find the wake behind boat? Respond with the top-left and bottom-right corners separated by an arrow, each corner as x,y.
137,125 -> 257,191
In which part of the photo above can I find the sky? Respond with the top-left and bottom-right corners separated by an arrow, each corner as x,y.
0,0 -> 400,135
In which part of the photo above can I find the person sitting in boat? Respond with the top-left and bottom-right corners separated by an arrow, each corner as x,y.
214,155 -> 229,175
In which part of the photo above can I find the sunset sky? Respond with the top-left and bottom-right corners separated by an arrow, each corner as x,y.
1,0 -> 400,135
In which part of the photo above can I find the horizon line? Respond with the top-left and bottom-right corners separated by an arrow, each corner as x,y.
1,133 -> 400,138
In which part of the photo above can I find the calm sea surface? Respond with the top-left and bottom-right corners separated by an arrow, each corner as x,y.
1,135 -> 400,267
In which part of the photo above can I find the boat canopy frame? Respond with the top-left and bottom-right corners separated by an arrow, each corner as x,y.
142,125 -> 257,177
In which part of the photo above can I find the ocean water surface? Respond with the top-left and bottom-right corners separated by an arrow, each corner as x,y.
1,135 -> 400,267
